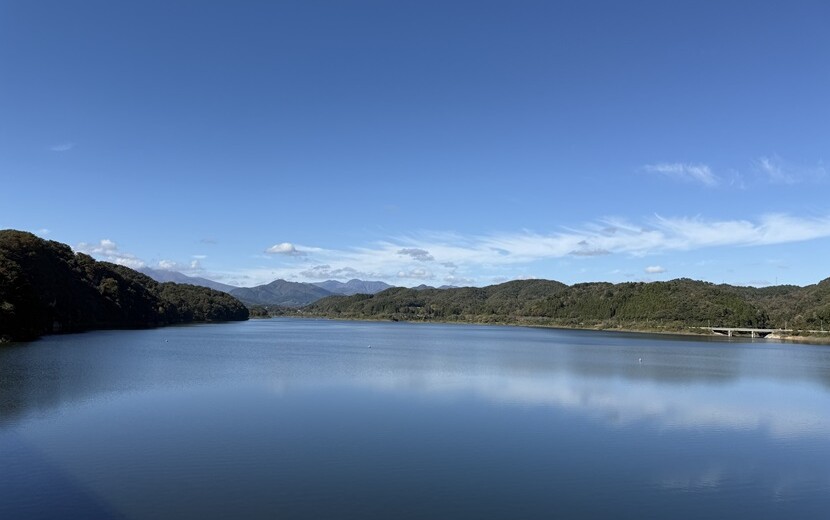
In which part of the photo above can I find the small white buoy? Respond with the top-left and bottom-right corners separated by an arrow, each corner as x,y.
638,357 -> 642,364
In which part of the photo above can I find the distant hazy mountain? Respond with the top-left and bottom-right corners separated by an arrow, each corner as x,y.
412,284 -> 458,290
139,267 -> 238,293
230,279 -> 333,307
313,279 -> 393,295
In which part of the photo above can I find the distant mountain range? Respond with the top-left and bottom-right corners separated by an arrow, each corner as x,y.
230,280 -> 333,307
232,279 -> 394,306
139,269 -> 394,307
313,279 -> 393,295
138,267 -> 239,293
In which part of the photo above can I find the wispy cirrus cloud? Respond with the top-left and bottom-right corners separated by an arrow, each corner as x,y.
223,212 -> 830,287
757,156 -> 795,184
643,162 -> 719,187
645,157 -> 826,189
755,155 -> 826,185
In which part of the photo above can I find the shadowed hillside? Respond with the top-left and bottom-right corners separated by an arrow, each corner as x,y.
0,230 -> 248,342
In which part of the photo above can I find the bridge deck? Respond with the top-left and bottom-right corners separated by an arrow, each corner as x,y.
711,327 -> 777,333
708,327 -> 789,338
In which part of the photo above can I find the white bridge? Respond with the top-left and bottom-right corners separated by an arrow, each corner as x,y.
709,327 -> 782,338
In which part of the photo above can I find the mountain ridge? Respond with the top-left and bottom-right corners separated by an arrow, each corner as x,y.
138,269 -> 395,304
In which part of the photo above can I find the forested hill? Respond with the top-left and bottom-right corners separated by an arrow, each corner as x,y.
305,278 -> 830,331
0,230 -> 248,342
230,279 -> 333,307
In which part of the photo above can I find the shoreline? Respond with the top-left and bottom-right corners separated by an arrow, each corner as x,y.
277,313 -> 830,346
0,317 -> 251,345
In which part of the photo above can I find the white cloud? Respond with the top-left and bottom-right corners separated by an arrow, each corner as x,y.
75,239 -> 145,269
151,259 -> 203,273
36,228 -> 50,236
397,268 -> 434,280
300,264 -> 376,280
645,265 -> 667,274
397,248 -> 434,262
211,212 -> 830,287
158,259 -> 178,270
570,245 -> 611,256
444,274 -> 475,286
644,162 -> 719,187
265,242 -> 306,256
50,142 -> 75,152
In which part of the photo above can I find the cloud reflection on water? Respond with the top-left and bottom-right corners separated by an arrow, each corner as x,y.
361,370 -> 830,439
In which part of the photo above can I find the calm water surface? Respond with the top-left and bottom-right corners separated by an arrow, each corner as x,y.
1,319 -> 829,519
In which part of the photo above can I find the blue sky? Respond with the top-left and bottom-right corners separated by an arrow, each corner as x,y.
2,1 -> 828,288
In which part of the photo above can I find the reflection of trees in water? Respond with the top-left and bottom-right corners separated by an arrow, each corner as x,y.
0,343 -> 63,423
1,329 -> 182,426
0,337 -> 117,424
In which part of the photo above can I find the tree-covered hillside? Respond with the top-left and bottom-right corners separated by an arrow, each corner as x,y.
0,230 -> 248,342
230,279 -> 334,307
303,276 -> 830,331
727,279 -> 830,330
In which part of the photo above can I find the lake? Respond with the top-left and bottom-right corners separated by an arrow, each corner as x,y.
1,319 -> 829,519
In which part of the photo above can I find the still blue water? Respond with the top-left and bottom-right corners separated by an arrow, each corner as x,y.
1,319 -> 829,519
